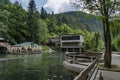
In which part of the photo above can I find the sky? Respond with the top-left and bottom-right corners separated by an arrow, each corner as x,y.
10,0 -> 75,14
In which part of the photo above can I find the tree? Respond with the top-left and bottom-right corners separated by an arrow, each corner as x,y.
56,24 -> 73,35
110,19 -> 120,51
0,22 -> 8,37
0,0 -> 11,8
51,11 -> 56,23
27,0 -> 38,42
37,19 -> 49,44
0,10 -> 10,40
94,32 -> 100,50
72,0 -> 120,68
1,2 -> 28,44
11,2 -> 28,43
45,19 -> 57,34
40,7 -> 47,19
110,19 -> 120,38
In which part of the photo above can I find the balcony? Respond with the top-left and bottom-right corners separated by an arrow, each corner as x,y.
60,35 -> 84,42
61,40 -> 82,42
61,46 -> 84,48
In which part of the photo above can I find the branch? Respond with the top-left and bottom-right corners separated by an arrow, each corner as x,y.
91,1 -> 104,15
109,0 -> 116,16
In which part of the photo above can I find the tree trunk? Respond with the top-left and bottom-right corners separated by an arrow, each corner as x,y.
103,17 -> 112,68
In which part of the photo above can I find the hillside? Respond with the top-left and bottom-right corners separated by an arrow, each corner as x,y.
55,11 -> 103,32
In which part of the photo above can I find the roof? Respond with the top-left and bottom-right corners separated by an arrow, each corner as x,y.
15,42 -> 39,47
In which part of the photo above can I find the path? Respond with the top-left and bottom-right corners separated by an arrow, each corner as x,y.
112,53 -> 120,67
101,53 -> 120,80
101,70 -> 120,80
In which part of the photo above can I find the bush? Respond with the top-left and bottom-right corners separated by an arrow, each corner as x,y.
42,46 -> 50,51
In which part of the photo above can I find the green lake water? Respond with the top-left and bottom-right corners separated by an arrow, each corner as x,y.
0,52 -> 77,80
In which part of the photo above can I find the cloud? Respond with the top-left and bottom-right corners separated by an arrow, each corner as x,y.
44,0 -> 74,13
10,0 -> 29,4
21,0 -> 30,4
10,0 -> 30,10
20,0 -> 30,9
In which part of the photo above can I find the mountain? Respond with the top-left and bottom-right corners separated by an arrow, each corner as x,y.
55,11 -> 103,32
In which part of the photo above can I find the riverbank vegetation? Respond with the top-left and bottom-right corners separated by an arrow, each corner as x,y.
0,0 -> 120,52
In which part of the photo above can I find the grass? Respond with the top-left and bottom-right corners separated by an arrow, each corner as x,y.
99,64 -> 118,68
99,64 -> 120,70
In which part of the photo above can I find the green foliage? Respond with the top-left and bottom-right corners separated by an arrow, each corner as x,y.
55,11 -> 103,32
0,22 -> 7,35
56,24 -> 73,35
99,64 -> 118,69
84,32 -> 103,51
27,0 -> 39,42
110,19 -> 120,38
112,35 -> 120,51
37,19 -> 49,44
0,2 -> 28,44
45,19 -> 57,34
42,46 -> 50,51
110,19 -> 120,51
40,7 -> 47,19
84,32 -> 94,50
72,0 -> 120,68
0,0 -> 104,50
0,0 -> 11,8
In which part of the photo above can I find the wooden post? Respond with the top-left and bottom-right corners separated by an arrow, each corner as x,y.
91,56 -> 93,62
73,55 -> 75,63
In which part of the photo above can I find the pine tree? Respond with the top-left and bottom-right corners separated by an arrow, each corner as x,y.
40,7 -> 47,19
51,11 -> 56,23
27,0 -> 38,42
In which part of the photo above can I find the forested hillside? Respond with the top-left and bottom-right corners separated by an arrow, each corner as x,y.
0,0 -> 120,51
55,11 -> 103,32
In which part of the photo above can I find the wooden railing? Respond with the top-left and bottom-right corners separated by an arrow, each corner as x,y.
64,53 -> 102,80
74,58 -> 99,80
65,54 -> 97,63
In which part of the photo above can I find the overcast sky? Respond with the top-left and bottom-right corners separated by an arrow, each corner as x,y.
10,0 -> 75,14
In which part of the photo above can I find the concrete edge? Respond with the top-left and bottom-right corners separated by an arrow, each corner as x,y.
98,68 -> 120,72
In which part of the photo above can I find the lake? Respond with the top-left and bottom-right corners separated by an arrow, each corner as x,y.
0,52 -> 77,80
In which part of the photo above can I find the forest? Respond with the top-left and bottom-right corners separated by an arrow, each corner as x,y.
0,0 -> 120,51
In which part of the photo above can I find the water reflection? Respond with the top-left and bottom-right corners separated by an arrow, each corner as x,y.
0,52 -> 77,80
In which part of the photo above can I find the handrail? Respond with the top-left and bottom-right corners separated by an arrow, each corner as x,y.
74,58 -> 98,80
